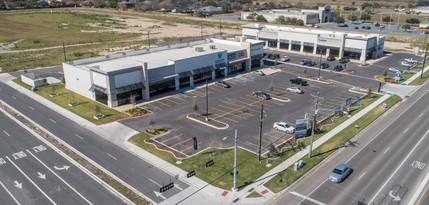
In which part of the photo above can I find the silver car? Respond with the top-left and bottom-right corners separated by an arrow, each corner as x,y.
287,87 -> 304,94
329,163 -> 353,183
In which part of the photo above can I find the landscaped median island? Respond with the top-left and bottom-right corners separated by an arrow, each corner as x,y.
128,92 -> 395,192
187,113 -> 229,129
13,79 -> 150,124
264,94 -> 402,193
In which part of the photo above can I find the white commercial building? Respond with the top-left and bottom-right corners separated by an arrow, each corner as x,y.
242,24 -> 384,63
241,5 -> 334,25
63,38 -> 264,108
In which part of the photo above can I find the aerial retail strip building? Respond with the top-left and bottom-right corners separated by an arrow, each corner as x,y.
242,24 -> 385,63
63,38 -> 264,108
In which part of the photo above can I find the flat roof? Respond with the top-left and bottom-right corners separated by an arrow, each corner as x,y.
242,24 -> 378,40
81,41 -> 245,72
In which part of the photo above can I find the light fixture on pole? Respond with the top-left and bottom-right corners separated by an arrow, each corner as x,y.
258,104 -> 265,161
308,92 -> 322,158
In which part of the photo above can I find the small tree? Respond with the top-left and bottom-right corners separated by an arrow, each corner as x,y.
51,84 -> 57,95
94,104 -> 100,115
303,68 -> 308,75
268,143 -> 278,157
296,19 -> 304,26
406,18 -> 420,25
367,88 -> 373,99
402,24 -> 411,31
382,16 -> 393,24
69,90 -> 76,106
276,15 -> 286,24
148,119 -> 155,129
269,86 -> 274,92
130,93 -> 136,107
256,15 -> 268,22
360,13 -> 371,23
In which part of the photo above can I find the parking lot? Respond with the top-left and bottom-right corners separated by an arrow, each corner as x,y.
117,49 -> 421,157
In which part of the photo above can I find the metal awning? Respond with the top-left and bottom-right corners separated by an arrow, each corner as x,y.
229,58 -> 248,64
178,71 -> 192,78
89,84 -> 107,94
114,82 -> 144,94
193,66 -> 212,74
214,63 -> 227,70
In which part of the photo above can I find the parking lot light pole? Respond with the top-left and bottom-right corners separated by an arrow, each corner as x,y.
206,77 -> 209,121
257,105 -> 264,161
232,130 -> 238,192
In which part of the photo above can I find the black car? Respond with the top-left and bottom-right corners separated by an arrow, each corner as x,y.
252,91 -> 271,100
354,26 -> 359,29
374,22 -> 380,27
338,23 -> 348,27
300,59 -> 316,66
290,78 -> 308,86
361,25 -> 366,29
333,65 -> 343,72
268,53 -> 280,59
339,57 -> 349,64
215,80 -> 231,88
320,62 -> 330,69
327,55 -> 336,61
365,26 -> 371,30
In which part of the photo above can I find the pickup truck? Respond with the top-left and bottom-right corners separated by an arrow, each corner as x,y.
290,78 -> 308,86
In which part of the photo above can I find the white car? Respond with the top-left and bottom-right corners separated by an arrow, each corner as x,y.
388,67 -> 402,73
273,122 -> 295,133
287,87 -> 304,94
281,56 -> 290,62
401,61 -> 414,67
403,58 -> 418,64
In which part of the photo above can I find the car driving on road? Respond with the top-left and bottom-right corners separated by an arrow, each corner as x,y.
252,91 -> 271,100
287,87 -> 304,94
273,122 -> 295,133
329,163 -> 353,183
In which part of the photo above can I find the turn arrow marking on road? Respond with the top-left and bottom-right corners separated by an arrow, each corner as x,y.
14,181 -> 22,189
389,190 -> 401,201
37,172 -> 46,179
54,165 -> 70,171
154,191 -> 166,199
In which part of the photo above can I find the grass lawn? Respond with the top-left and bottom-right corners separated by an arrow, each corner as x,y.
264,95 -> 402,193
410,68 -> 429,85
246,191 -> 263,198
0,12 -> 138,50
13,79 -> 128,124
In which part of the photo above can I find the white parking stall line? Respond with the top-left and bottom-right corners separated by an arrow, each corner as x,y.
0,181 -> 21,205
49,119 -> 56,124
5,156 -> 57,205
26,150 -> 93,205
28,106 -> 35,111
404,128 -> 409,133
106,153 -> 118,161
384,147 -> 391,154
149,179 -> 162,187
74,134 -> 83,140
418,113 -> 423,119
3,131 -> 10,136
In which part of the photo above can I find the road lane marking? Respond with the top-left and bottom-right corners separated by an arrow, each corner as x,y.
28,106 -> 35,110
3,131 -> 10,136
416,180 -> 429,205
357,172 -> 366,181
404,128 -> 409,133
49,119 -> 56,124
384,147 -> 390,154
418,113 -> 423,118
290,191 -> 327,205
0,181 -> 21,205
6,156 -> 57,205
74,134 -> 83,139
149,179 -> 161,187
106,153 -> 118,160
369,129 -> 429,204
26,150 -> 93,204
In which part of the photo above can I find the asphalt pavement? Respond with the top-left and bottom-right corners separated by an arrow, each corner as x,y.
0,111 -> 127,205
267,78 -> 429,205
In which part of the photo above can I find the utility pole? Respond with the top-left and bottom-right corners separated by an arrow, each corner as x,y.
147,31 -> 151,48
205,77 -> 209,121
62,42 -> 67,62
232,130 -> 238,192
422,33 -> 428,79
258,104 -> 264,161
308,92 -> 322,158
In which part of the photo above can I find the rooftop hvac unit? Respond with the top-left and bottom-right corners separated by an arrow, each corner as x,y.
209,45 -> 216,49
195,47 -> 204,52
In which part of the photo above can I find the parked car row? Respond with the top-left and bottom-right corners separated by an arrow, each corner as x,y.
401,58 -> 418,67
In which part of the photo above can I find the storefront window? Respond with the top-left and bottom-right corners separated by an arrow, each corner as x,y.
117,89 -> 142,106
95,90 -> 108,105
179,77 -> 190,89
149,79 -> 176,97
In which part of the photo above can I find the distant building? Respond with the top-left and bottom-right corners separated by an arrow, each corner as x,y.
415,7 -> 429,14
241,5 -> 334,25
242,24 -> 384,63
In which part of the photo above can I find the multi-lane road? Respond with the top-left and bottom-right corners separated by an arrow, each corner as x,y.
268,78 -> 429,204
0,81 -> 189,204
0,111 -> 126,204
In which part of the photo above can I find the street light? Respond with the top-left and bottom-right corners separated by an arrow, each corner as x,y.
318,48 -> 323,81
205,76 -> 209,121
